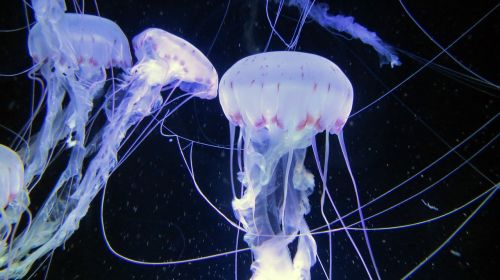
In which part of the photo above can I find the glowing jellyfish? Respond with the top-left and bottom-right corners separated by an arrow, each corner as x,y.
218,51 -> 379,280
0,0 -> 217,276
23,0 -> 132,187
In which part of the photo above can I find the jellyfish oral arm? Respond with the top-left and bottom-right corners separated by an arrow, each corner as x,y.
230,126 -> 317,280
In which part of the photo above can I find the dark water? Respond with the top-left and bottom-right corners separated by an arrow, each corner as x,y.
0,0 -> 498,279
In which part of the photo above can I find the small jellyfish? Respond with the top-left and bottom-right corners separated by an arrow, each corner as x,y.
0,144 -> 29,250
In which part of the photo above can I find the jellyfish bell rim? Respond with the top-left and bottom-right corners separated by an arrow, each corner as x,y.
218,51 -> 353,136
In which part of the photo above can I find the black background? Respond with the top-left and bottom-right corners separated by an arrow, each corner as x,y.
0,0 -> 498,279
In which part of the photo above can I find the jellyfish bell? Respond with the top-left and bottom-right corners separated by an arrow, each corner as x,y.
0,144 -> 24,209
28,13 -> 132,72
220,51 -> 353,137
0,144 -> 29,261
219,51 -> 353,280
132,28 -> 218,100
0,144 -> 28,227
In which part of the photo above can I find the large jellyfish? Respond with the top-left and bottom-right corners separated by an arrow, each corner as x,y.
219,51 -> 366,279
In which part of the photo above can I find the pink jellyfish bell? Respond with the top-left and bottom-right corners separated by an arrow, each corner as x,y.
132,28 -> 218,100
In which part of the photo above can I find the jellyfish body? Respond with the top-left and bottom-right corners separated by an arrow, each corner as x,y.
219,51 -> 353,280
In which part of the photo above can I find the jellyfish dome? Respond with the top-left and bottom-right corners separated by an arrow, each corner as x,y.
220,51 -> 353,137
219,51 -> 353,280
132,28 -> 218,99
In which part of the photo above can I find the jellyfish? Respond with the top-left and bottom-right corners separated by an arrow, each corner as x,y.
218,51 -> 373,280
23,0 -> 132,187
